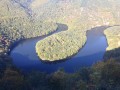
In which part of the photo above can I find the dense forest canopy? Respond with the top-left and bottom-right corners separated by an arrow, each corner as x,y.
0,0 -> 120,90
34,0 -> 120,60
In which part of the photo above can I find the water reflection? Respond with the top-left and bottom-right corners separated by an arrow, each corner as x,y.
10,25 -> 110,73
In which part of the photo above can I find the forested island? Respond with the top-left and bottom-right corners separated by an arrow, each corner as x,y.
0,0 -> 120,90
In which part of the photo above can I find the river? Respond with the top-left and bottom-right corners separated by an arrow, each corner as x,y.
10,25 -> 109,73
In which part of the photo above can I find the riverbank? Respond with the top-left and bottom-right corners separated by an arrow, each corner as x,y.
35,26 -> 110,61
8,23 -> 67,55
10,25 -> 109,73
104,26 -> 120,59
0,17 -> 58,54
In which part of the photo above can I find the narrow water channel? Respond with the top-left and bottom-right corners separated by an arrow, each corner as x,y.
10,25 -> 109,73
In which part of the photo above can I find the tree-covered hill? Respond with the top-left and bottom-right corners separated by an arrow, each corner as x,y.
0,0 -> 120,89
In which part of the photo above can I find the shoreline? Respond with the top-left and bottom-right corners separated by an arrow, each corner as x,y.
36,26 -> 110,62
8,23 -> 68,55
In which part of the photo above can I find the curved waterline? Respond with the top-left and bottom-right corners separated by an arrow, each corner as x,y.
8,23 -> 68,54
10,25 -> 109,73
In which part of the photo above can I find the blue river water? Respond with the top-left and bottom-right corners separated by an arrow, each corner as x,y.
10,25 -> 109,73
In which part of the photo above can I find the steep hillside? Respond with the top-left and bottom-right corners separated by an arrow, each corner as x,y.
104,26 -> 120,51
1,0 -> 120,61
104,26 -> 120,59
0,0 -> 58,53
0,0 -> 27,18
31,0 -> 120,27
35,0 -> 120,61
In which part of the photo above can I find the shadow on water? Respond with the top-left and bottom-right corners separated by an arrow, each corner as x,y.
40,25 -> 111,64
8,23 -> 68,54
10,25 -> 112,73
11,51 -> 106,73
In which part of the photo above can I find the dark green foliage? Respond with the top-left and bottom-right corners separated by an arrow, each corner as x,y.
0,69 -> 25,90
104,48 -> 120,60
0,0 -> 120,90
0,53 -> 120,90
91,59 -> 120,90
